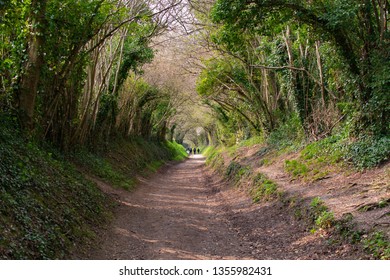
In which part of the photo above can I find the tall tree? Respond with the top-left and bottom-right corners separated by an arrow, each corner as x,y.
17,0 -> 47,132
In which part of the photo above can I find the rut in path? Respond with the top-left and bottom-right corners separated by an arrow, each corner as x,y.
86,155 -> 364,260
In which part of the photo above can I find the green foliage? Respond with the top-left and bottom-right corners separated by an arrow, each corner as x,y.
238,135 -> 265,147
164,141 -> 188,161
0,0 -> 29,108
205,0 -> 390,154
309,197 -> 335,230
224,160 -> 252,184
73,151 -> 135,191
360,48 -> 390,136
363,232 -> 390,260
250,173 -> 280,202
282,133 -> 388,182
225,161 -> 241,179
0,119 -> 112,259
285,160 -> 309,178
267,115 -> 305,150
147,160 -> 164,172
202,146 -> 216,158
0,0 -> 164,149
204,146 -> 226,174
74,139 -> 187,190
334,213 -> 363,244
301,135 -> 347,164
315,210 -> 335,229
346,136 -> 390,169
110,27 -> 155,93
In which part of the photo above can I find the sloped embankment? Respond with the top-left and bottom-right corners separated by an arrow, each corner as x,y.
0,120 -> 187,259
204,145 -> 390,259
0,123 -> 113,259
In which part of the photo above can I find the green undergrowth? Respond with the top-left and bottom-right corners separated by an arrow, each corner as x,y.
204,146 -> 225,172
250,173 -> 281,202
289,195 -> 389,259
0,116 -> 187,259
239,135 -> 265,147
284,134 -> 389,181
290,196 -> 390,259
0,120 -> 113,259
71,151 -> 136,191
204,144 -> 389,259
72,138 -> 187,190
225,161 -> 251,184
346,136 -> 390,169
165,141 -> 188,161
308,197 -> 335,231
362,231 -> 390,259
267,114 -> 306,151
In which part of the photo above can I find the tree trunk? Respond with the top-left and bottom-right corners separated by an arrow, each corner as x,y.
315,41 -> 326,107
18,0 -> 46,132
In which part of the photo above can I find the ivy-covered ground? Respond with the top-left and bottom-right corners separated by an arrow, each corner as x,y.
0,119 -> 187,259
0,121 -> 113,259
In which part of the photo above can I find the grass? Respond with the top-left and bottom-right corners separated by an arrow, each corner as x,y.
284,159 -> 309,178
204,146 -> 225,172
282,135 -> 349,181
238,135 -> 265,147
147,160 -> 164,172
72,151 -> 136,191
222,159 -> 252,186
73,139 -> 187,190
250,173 -> 281,202
165,141 -> 188,161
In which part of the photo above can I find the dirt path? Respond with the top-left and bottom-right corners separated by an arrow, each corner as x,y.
85,155 -> 365,260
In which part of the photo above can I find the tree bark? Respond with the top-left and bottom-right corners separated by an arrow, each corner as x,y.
315,41 -> 326,107
18,0 -> 47,132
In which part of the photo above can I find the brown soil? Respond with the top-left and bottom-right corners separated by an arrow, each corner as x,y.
80,155 -> 369,260
237,144 -> 390,239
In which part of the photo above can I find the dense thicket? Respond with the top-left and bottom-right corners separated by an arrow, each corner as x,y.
0,0 -> 179,150
196,0 -> 389,158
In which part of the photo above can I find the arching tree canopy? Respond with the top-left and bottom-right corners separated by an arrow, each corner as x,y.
0,0 -> 389,153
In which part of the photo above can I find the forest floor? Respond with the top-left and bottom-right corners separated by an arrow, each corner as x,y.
77,154 -> 376,260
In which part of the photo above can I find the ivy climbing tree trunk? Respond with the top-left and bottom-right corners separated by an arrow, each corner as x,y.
18,0 -> 47,132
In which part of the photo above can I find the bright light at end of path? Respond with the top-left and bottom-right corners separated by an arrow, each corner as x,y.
190,154 -> 204,159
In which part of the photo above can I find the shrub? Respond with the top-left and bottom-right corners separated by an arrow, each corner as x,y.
309,197 -> 335,229
301,135 -> 347,164
315,211 -> 335,229
267,114 -> 305,150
